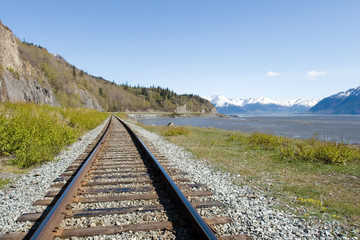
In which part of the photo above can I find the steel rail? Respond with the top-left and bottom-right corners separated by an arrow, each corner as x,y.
115,116 -> 218,240
28,116 -> 112,240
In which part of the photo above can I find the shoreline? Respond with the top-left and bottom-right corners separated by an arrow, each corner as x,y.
127,112 -> 222,121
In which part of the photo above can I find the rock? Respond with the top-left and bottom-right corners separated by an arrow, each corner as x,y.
0,23 -> 59,106
0,23 -> 103,111
174,104 -> 188,114
166,122 -> 175,126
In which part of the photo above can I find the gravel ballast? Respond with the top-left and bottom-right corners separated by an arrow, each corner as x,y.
127,121 -> 358,240
0,119 -> 109,236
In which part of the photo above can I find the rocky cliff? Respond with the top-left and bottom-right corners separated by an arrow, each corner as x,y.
0,23 -> 59,106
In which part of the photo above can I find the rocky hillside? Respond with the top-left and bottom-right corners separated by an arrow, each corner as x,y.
309,86 -> 360,114
0,23 -> 59,106
0,22 -> 215,113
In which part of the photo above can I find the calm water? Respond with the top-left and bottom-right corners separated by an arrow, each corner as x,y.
139,114 -> 360,144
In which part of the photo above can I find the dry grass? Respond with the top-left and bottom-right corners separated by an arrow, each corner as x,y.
0,156 -> 33,174
115,112 -> 129,120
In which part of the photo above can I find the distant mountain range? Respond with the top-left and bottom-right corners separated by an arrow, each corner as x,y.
309,86 -> 360,114
204,95 -> 319,114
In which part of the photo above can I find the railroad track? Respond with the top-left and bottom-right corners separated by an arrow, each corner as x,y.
1,116 -> 249,239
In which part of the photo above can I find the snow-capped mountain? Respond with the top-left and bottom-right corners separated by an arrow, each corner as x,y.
309,86 -> 360,114
204,95 -> 319,114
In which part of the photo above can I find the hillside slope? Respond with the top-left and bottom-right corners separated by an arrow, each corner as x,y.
0,22 -> 215,113
309,86 -> 360,114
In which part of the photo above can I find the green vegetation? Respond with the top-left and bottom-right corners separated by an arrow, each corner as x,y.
160,126 -> 190,136
0,178 -> 10,189
6,66 -> 20,80
242,132 -> 360,164
17,40 -> 214,112
59,108 -> 109,130
0,102 -> 109,168
281,138 -> 360,164
247,132 -> 286,150
140,124 -> 360,227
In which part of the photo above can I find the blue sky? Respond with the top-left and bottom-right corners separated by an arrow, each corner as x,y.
1,1 -> 359,100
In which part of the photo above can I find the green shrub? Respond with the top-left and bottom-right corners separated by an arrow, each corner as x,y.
281,140 -> 360,164
227,133 -> 246,143
162,127 -> 190,136
248,132 -> 285,150
243,132 -> 359,164
60,108 -> 109,131
0,103 -> 109,168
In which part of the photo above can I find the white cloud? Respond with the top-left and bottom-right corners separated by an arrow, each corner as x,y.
266,71 -> 279,77
307,70 -> 326,78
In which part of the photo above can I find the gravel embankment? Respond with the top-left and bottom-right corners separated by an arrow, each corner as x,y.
127,121 -> 358,240
0,119 -> 109,236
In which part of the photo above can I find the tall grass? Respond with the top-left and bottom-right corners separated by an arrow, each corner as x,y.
0,103 -> 109,168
